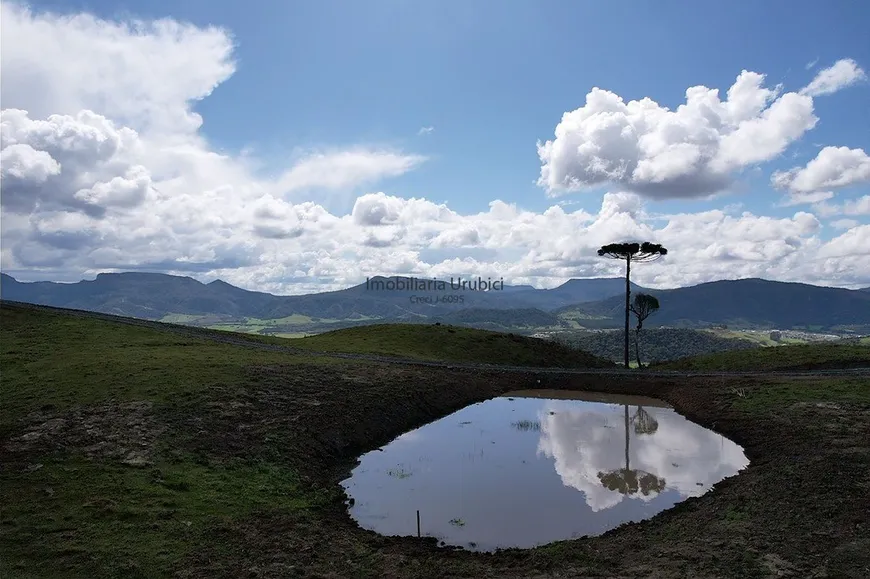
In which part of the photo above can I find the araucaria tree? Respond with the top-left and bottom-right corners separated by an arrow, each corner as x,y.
630,293 -> 660,368
597,242 -> 668,368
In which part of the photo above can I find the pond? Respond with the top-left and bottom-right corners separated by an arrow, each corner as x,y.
341,390 -> 749,551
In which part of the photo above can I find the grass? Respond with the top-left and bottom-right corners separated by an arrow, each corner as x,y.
3,302 -> 869,578
0,303 -> 338,577
703,328 -> 781,346
729,377 -> 870,412
0,304 -> 338,427
159,313 -> 204,324
290,323 -> 614,368
655,343 -> 869,371
244,314 -> 316,325
2,456 -> 317,578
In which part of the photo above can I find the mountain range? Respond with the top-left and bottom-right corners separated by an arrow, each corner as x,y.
554,278 -> 870,331
2,272 -> 869,333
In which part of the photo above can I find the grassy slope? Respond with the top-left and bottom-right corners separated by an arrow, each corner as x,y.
3,303 -> 870,578
0,304 -> 329,424
0,305 -> 608,577
655,342 -> 870,371
290,323 -> 614,368
0,303 -> 345,578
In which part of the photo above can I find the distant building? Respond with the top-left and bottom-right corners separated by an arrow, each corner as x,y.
769,330 -> 781,341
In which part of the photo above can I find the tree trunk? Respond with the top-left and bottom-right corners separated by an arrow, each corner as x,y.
624,256 -> 631,368
624,404 -> 630,471
635,327 -> 642,368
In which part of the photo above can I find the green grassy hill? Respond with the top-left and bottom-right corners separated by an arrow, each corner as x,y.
654,343 -> 870,371
431,308 -> 565,330
292,323 -> 614,368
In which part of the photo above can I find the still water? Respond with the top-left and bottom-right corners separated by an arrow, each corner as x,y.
341,390 -> 749,551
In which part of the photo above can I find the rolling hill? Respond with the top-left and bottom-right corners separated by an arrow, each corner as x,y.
290,322 -> 615,368
556,278 -> 870,332
431,308 -> 564,330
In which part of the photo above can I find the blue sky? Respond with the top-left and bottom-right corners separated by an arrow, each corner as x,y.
1,0 -> 869,291
25,0 -> 870,217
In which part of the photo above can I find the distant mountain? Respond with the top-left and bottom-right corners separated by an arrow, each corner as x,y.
556,278 -> 870,331
503,278 -> 644,310
4,272 -> 868,332
0,272 -> 632,321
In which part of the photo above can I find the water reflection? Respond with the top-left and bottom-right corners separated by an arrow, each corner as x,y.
342,390 -> 749,551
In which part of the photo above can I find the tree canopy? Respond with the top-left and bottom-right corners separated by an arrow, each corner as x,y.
630,293 -> 660,330
597,242 -> 668,262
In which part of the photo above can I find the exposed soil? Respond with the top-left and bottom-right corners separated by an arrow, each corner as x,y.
5,401 -> 166,468
152,364 -> 870,578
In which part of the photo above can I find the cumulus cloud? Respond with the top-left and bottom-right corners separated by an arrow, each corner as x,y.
812,195 -> 870,217
275,149 -> 426,195
537,70 -> 820,199
817,225 -> 870,258
0,1 -> 236,134
800,58 -> 867,97
772,146 -> 870,193
418,126 -> 434,135
0,108 -> 153,216
830,218 -> 860,230
1,2 -> 869,292
777,191 -> 834,207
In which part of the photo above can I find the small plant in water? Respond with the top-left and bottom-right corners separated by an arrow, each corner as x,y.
386,466 -> 412,479
511,420 -> 541,432
449,518 -> 466,527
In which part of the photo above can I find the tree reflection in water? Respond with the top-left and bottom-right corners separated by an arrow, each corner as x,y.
597,405 -> 666,497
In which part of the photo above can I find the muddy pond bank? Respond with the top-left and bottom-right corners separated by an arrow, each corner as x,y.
165,363 -> 869,578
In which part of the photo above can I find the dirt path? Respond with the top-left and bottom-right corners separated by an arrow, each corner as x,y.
6,301 -> 869,378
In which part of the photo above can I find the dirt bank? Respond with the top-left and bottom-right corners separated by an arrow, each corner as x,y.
159,364 -> 870,578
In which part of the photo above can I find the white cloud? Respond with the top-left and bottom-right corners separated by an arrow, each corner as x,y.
805,57 -> 819,70
817,225 -> 870,258
800,58 -> 867,97
772,147 -> 870,193
830,219 -> 859,230
777,191 -> 834,207
0,108 -> 153,216
274,149 -> 425,195
0,1 -> 236,135
812,195 -> 870,217
418,126 -> 435,136
536,70 -> 822,199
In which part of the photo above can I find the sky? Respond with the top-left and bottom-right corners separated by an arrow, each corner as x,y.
1,0 -> 869,294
